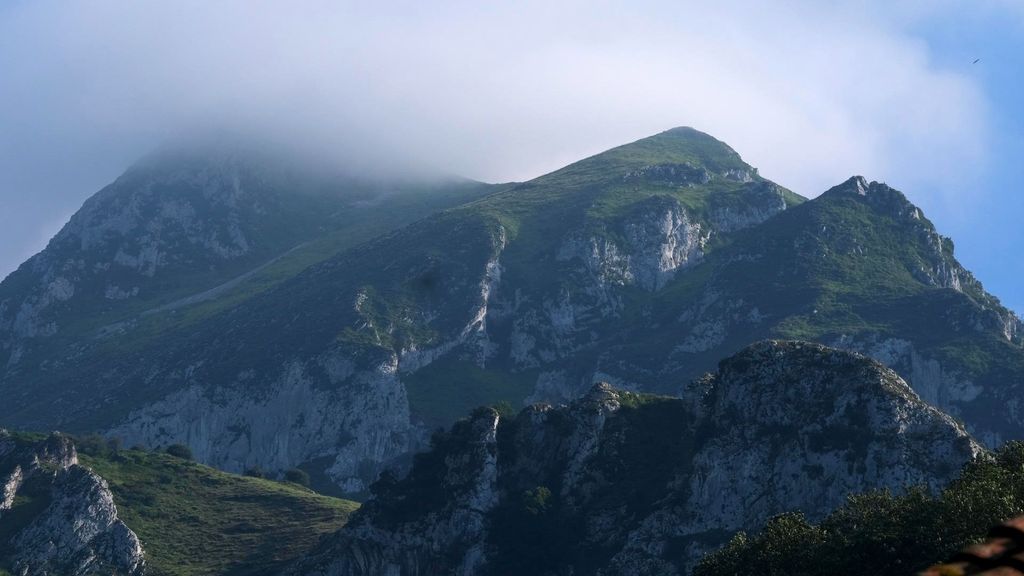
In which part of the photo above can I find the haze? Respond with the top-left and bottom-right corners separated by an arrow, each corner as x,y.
1,0 -> 1022,310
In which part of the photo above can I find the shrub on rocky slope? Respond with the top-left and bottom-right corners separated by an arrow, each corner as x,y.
695,442 -> 1024,576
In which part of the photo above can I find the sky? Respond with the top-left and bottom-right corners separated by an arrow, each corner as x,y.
0,1 -> 1021,310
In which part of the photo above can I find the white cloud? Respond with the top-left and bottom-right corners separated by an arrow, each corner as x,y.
0,0 -> 1001,276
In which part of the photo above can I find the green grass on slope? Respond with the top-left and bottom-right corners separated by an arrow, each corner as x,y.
80,450 -> 359,576
404,354 -> 538,430
134,183 -> 511,335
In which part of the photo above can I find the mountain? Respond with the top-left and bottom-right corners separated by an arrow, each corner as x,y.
285,341 -> 981,576
0,128 -> 801,493
0,127 -> 1020,497
0,142 -> 498,381
0,430 -> 359,576
607,175 -> 1024,444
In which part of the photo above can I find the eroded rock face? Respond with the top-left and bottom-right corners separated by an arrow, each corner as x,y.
99,219 -> 509,494
107,352 -> 415,493
624,163 -> 712,187
708,181 -> 788,233
289,341 -> 981,576
12,467 -> 145,576
288,409 -> 501,576
828,332 -> 1019,447
0,430 -> 145,576
556,196 -> 711,294
0,156 -> 267,368
607,341 -> 981,573
513,185 -> 789,390
830,335 -> 983,407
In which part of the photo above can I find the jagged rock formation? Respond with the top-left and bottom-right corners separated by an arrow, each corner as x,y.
288,410 -> 500,576
0,127 -> 1020,496
605,175 -> 1024,446
0,430 -> 144,576
105,353 -> 415,493
0,143 -> 494,371
288,341 -> 981,575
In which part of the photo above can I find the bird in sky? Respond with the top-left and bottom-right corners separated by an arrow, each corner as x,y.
973,58 -> 981,64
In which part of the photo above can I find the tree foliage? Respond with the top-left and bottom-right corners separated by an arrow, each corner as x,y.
165,443 -> 193,460
284,468 -> 310,487
695,442 -> 1024,576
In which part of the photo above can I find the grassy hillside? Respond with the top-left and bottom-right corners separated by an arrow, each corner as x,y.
79,448 -> 359,576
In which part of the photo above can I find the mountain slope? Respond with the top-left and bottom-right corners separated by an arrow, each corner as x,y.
606,176 -> 1024,444
1,127 -> 1021,496
0,143 -> 497,380
0,127 -> 804,494
80,448 -> 358,576
286,341 -> 980,576
0,430 -> 359,576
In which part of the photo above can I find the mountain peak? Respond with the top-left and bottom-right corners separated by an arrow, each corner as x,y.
820,175 -> 925,221
844,175 -> 871,195
539,127 -> 756,188
658,125 -> 723,140
616,126 -> 747,164
822,175 -> 903,198
825,175 -> 882,195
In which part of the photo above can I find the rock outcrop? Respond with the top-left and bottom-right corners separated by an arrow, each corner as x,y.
289,409 -> 501,576
0,430 -> 145,576
288,341 -> 982,575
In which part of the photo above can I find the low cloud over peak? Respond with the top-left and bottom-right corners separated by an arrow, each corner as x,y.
0,0 -> 997,278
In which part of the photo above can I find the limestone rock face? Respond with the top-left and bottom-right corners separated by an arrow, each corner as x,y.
289,341 -> 981,575
606,341 -> 982,574
0,430 -> 145,576
0,147 -> 492,495
287,409 -> 501,576
106,351 -> 415,493
1,154 -> 276,364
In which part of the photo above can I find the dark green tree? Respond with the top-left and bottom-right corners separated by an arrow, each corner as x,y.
165,443 -> 193,460
284,468 -> 310,486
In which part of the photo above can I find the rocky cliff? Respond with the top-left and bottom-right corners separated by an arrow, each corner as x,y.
1,149 -> 335,370
288,341 -> 981,575
0,430 -> 145,576
605,175 -> 1024,446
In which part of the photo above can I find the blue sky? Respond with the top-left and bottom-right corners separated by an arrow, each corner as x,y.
901,5 -> 1024,312
0,1 -> 1021,311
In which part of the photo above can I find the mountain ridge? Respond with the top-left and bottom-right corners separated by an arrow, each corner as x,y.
286,340 -> 980,576
1,127 -> 1021,497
